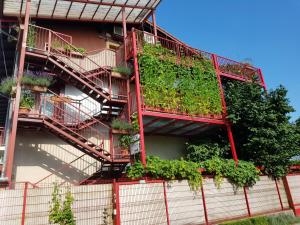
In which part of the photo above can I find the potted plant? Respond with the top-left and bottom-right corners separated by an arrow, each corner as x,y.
119,134 -> 132,157
19,92 -> 34,115
22,74 -> 53,92
0,77 -> 16,96
112,66 -> 132,78
111,118 -> 132,134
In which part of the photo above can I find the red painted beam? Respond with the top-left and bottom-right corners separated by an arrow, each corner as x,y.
179,123 -> 209,136
143,117 -> 161,128
148,119 -> 177,134
167,121 -> 194,134
142,111 -> 225,125
5,0 -> 31,185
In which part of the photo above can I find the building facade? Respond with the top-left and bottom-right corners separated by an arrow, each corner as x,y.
0,0 -> 266,187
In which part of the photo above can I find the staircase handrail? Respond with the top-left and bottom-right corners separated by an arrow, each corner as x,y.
29,24 -> 113,96
46,90 -> 110,129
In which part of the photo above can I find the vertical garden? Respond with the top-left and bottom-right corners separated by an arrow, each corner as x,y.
138,44 -> 222,116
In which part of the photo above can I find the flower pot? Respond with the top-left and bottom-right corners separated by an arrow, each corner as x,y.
121,149 -> 129,158
19,107 -> 30,115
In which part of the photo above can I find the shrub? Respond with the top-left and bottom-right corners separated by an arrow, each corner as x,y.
201,157 -> 260,188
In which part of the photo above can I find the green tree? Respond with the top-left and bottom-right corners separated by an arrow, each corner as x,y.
224,80 -> 300,177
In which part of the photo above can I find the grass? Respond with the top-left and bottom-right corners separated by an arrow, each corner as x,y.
222,213 -> 300,225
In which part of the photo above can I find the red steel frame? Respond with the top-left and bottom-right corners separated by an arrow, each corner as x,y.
5,0 -> 31,186
129,28 -> 245,165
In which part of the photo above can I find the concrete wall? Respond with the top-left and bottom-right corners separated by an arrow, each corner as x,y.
145,135 -> 187,160
13,129 -> 100,185
286,175 -> 300,204
204,178 -> 248,222
165,180 -> 205,225
247,176 -> 282,214
119,182 -> 168,225
0,176 -> 294,225
0,183 -> 113,225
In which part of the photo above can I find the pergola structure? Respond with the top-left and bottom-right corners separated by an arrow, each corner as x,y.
2,0 -> 161,23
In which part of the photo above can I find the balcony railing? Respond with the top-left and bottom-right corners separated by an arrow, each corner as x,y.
119,29 -> 263,84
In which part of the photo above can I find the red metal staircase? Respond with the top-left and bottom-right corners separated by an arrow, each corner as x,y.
19,91 -> 130,165
25,25 -> 127,108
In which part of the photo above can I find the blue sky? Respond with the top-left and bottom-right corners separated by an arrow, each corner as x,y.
155,0 -> 300,121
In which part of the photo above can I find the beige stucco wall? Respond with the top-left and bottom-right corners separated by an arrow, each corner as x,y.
145,135 -> 187,160
13,129 -> 101,185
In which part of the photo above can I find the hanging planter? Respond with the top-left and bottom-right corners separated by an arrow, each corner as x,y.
22,84 -> 47,93
21,74 -> 53,93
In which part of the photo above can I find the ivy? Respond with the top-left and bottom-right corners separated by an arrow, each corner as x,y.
49,184 -> 75,225
127,156 -> 203,190
138,44 -> 222,116
127,156 -> 260,190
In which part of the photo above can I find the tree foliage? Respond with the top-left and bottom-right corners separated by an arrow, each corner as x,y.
224,80 -> 300,177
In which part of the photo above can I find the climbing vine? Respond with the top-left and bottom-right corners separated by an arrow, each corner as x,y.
49,184 -> 75,225
127,156 -> 260,189
127,156 -> 203,190
138,44 -> 222,116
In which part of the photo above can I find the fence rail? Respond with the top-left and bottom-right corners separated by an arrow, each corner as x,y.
1,175 -> 299,225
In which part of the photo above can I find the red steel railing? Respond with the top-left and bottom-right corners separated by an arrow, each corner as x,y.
122,30 -> 262,84
28,25 -> 128,101
40,90 -> 110,155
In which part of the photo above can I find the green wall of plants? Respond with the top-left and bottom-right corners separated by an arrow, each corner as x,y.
138,44 -> 222,116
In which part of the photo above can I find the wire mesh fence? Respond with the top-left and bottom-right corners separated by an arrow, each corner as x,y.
0,175 -> 298,225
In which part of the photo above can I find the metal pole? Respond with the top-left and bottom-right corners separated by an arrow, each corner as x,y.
21,182 -> 29,225
243,186 -> 251,217
258,68 -> 267,91
212,54 -> 238,163
132,29 -> 146,166
274,179 -> 284,210
163,181 -> 171,225
151,10 -> 157,41
5,0 -> 31,184
122,7 -> 127,62
201,184 -> 209,225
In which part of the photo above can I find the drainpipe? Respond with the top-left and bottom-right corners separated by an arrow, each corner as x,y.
0,97 -> 13,182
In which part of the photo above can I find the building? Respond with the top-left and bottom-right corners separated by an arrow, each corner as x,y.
0,0 -> 266,187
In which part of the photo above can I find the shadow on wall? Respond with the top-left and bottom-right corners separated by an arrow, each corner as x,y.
13,128 -> 100,185
145,135 -> 187,160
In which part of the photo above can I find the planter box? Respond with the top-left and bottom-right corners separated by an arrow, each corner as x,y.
23,85 -> 47,93
19,107 -> 30,115
112,129 -> 130,134
50,96 -> 72,103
